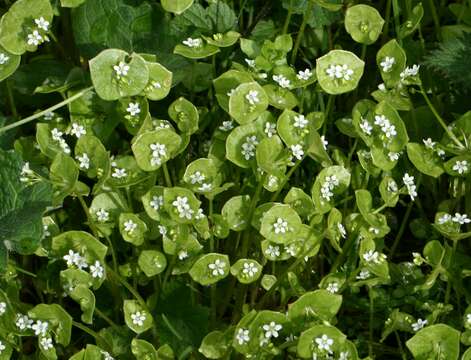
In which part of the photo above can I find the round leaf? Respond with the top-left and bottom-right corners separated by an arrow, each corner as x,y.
345,4 -> 385,44
229,82 -> 268,124
189,253 -> 230,286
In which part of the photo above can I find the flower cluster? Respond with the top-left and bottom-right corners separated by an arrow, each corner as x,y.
27,17 -> 50,47
320,175 -> 339,202
326,64 -> 354,81
241,135 -> 259,160
172,196 -> 193,219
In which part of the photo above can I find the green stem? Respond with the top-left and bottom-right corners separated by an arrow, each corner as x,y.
373,202 -> 388,214
389,201 -> 413,258
392,0 -> 402,45
444,240 -> 458,305
72,321 -> 112,352
290,1 -> 313,64
419,85 -> 464,149
5,79 -> 18,119
382,0 -> 392,42
428,0 -> 442,41
106,266 -> 149,313
0,86 -> 93,134
162,163 -> 173,187
394,331 -> 408,360
368,288 -> 375,358
282,0 -> 293,34
13,264 -> 37,278
94,307 -> 119,329
270,161 -> 302,202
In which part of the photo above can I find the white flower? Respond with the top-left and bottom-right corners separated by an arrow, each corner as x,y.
150,143 -> 167,166
112,167 -> 127,179
35,17 -> 50,31
437,149 -> 446,159
315,334 -> 334,353
273,74 -> 291,88
268,175 -> 278,188
360,119 -> 373,135
423,138 -> 436,149
198,183 -> 213,192
378,83 -> 386,91
400,64 -> 420,79
51,128 -> 63,141
42,224 -> 51,238
158,225 -> 167,236
412,318 -> 428,332
178,250 -> 188,260
403,173 -> 417,200
321,135 -> 328,150
150,195 -> 163,211
96,208 -> 109,222
63,250 -> 81,267
59,139 -> 71,154
189,171 -> 205,184
113,61 -> 130,78
452,213 -> 470,225
182,37 -> 202,48
380,119 -> 396,138
16,314 -> 33,330
172,196 -> 194,219
40,337 -> 54,350
363,250 -> 386,264
241,136 -> 258,160
290,144 -> 304,160
0,53 -> 9,65
101,351 -> 115,360
242,262 -> 258,277
70,123 -> 86,138
337,223 -> 347,238
453,160 -> 468,174
76,153 -> 90,169
124,220 -> 137,234
90,261 -> 104,279
32,320 -> 49,336
245,59 -> 255,68
75,256 -> 88,270
388,152 -> 400,161
297,68 -> 312,81
374,114 -> 387,126
325,175 -> 339,189
131,311 -> 146,326
0,341 -> 4,354
0,302 -> 5,315
380,56 -> 395,72
326,282 -> 339,294
326,64 -> 353,81
264,122 -> 276,137
27,30 -> 44,46
20,162 -> 34,182
285,244 -> 297,257
356,269 -> 370,280
262,321 -> 282,339
412,252 -> 424,266
387,180 -> 398,193
273,217 -> 289,234
245,90 -> 260,105
236,328 -> 250,345
219,120 -> 234,131
294,114 -> 308,129
126,102 -> 141,117
265,245 -> 280,258
208,259 -> 226,276
339,351 -> 350,360
152,81 -> 162,89
466,313 -> 471,325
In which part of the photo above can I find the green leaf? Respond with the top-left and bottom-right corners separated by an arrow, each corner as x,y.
50,153 -> 79,206
0,150 -> 52,266
189,253 -> 230,286
288,289 -> 343,324
316,50 -> 365,94
131,338 -> 157,360
284,187 -> 315,220
161,0 -> 194,14
70,284 -> 96,324
89,49 -> 149,101
204,31 -> 240,48
119,213 -> 148,246
132,129 -> 182,172
174,41 -> 220,59
0,0 -> 53,55
345,4 -> 385,45
143,61 -> 173,101
406,143 -> 444,178
311,165 -> 351,214
229,82 -> 269,125
376,39 -> 407,87
297,324 -> 347,358
60,0 -> 87,7
213,70 -> 254,112
406,324 -> 460,360
398,3 -> 424,39
230,259 -> 263,284
221,195 -> 251,232
168,97 -> 199,134
138,250 -> 167,277
198,330 -> 229,359
29,304 -> 72,346
0,45 -> 20,81
163,187 -> 201,224
225,123 -> 261,168
260,204 -> 303,244
124,299 -> 154,334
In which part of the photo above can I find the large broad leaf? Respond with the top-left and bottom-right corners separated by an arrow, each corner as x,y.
161,0 -> 194,15
0,150 -> 52,270
406,324 -> 460,360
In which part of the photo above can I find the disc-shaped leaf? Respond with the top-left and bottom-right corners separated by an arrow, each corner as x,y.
288,290 -> 342,324
376,39 -> 407,87
398,3 -> 424,39
123,300 -> 153,334
263,84 -> 298,110
163,187 -> 201,224
189,253 -> 230,286
297,325 -> 347,358
174,41 -> 220,59
183,158 -> 222,195
204,31 -> 240,48
284,187 -> 315,220
161,0 -> 194,14
230,259 -> 263,284
168,97 -> 199,134
407,142 -> 444,178
141,186 -> 165,221
119,213 -> 147,246
406,324 -> 460,360
50,152 -> 79,205
131,129 -> 182,172
316,50 -> 365,95
75,135 -> 110,180
143,61 -> 172,101
213,70 -> 254,112
221,195 -> 251,232
225,123 -> 261,168
89,49 -> 149,101
70,285 -> 96,325
311,166 -> 351,214
229,82 -> 268,124
28,304 -> 72,346
345,4 -> 385,44
138,250 -> 167,277
131,339 -> 157,360
0,0 -> 53,55
0,45 -> 20,81
260,204 -> 302,244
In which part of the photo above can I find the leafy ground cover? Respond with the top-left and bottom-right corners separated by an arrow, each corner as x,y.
0,0 -> 471,359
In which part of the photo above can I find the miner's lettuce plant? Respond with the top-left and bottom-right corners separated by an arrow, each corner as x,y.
0,0 -> 470,359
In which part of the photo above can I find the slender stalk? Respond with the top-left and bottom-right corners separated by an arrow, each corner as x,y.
162,163 -> 173,187
394,331 -> 408,360
5,79 -> 18,119
389,201 -> 413,258
382,0 -> 392,42
392,0 -> 402,45
419,85 -> 464,149
368,288 -> 375,358
106,266 -> 149,313
13,264 -> 37,278
428,0 -> 442,41
270,160 -> 302,202
282,0 -> 294,34
72,321 -> 112,352
444,239 -> 458,305
0,86 -> 93,134
290,1 -> 313,64
94,307 -> 119,329
373,202 -> 388,214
